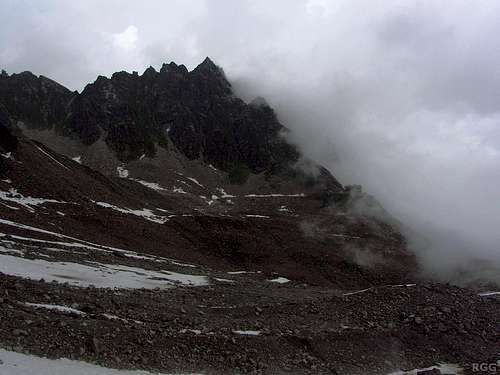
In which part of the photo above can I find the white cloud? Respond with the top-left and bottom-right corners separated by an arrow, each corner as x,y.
111,25 -> 139,51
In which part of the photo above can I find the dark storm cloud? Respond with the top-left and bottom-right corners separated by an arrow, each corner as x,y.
1,0 -> 499,283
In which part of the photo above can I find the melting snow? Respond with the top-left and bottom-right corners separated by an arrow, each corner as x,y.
185,177 -> 204,187
391,284 -> 417,288
117,166 -> 129,178
0,188 -> 65,212
214,278 -> 235,283
342,287 -> 373,296
132,179 -> 166,191
94,202 -> 169,224
72,156 -> 82,164
1,152 -> 12,159
0,244 -> 24,255
216,188 -> 235,198
25,303 -> 86,316
386,363 -> 462,375
227,271 -> 261,275
479,291 -> 500,296
233,330 -> 261,336
171,260 -> 197,268
0,219 -> 173,264
245,193 -> 305,198
0,349 -> 199,375
102,313 -> 130,323
1,179 -> 12,184
0,253 -> 209,289
0,202 -> 19,210
268,277 -> 290,284
180,329 -> 202,335
173,187 -> 187,194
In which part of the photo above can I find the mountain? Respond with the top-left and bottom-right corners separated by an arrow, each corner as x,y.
0,58 -> 299,172
0,60 -> 498,374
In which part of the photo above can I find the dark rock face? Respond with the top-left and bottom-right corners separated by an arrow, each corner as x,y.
0,71 -> 74,130
0,104 -> 17,153
0,58 -> 299,172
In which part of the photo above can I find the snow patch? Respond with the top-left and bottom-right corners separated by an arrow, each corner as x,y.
268,277 -> 290,284
72,156 -> 82,164
0,219 -> 200,270
94,202 -> 169,224
173,186 -> 187,194
245,193 -> 305,198
171,260 -> 198,268
214,278 -> 235,283
233,330 -> 261,336
132,179 -> 166,191
117,166 -> 129,178
0,188 -> 65,212
180,329 -> 202,335
342,287 -> 373,296
479,291 -> 500,296
0,349 -> 199,374
1,152 -> 12,159
245,214 -> 270,218
25,303 -> 86,316
185,177 -> 204,187
216,188 -> 235,198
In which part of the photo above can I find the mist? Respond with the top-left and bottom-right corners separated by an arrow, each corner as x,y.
1,0 -> 499,284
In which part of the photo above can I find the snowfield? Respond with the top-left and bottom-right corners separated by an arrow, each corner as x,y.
0,349 -> 200,375
0,253 -> 209,289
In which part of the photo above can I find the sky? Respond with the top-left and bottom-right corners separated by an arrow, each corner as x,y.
1,0 -> 499,284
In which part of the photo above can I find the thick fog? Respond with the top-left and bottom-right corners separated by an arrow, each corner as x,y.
1,0 -> 499,284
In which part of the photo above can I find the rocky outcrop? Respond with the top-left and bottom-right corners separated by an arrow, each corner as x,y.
0,71 -> 74,130
0,58 -> 299,174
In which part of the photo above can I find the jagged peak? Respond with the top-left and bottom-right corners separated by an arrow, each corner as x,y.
94,74 -> 110,84
193,57 -> 222,74
160,61 -> 188,75
160,62 -> 176,73
1,69 -> 8,78
13,71 -> 37,80
142,66 -> 157,77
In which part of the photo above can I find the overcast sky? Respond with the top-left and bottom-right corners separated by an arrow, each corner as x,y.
1,0 -> 499,283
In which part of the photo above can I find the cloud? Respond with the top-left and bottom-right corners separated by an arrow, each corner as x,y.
0,0 -> 499,284
111,25 -> 139,51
